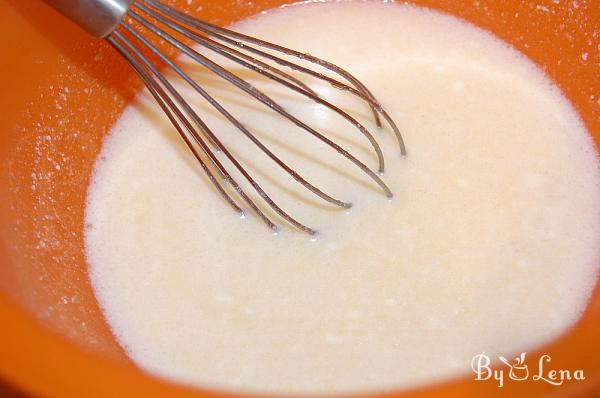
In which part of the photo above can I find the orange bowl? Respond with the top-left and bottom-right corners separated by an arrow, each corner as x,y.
0,0 -> 599,397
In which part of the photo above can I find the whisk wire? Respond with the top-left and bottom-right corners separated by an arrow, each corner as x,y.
111,29 -> 319,234
126,5 -> 393,198
141,0 -> 406,156
105,0 -> 405,233
121,22 -> 352,210
106,34 -> 247,218
142,0 -> 385,128
133,1 -> 386,173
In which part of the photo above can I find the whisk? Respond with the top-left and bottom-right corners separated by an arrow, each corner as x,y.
43,0 -> 406,234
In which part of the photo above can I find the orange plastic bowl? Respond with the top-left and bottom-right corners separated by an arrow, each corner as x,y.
0,0 -> 599,397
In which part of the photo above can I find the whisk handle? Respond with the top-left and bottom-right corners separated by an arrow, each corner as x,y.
42,0 -> 133,38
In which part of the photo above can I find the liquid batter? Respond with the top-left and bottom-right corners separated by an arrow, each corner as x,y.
85,2 -> 600,394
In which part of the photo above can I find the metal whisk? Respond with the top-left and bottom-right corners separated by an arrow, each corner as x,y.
44,0 -> 406,234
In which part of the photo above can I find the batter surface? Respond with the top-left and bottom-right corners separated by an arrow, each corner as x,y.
85,2 -> 600,394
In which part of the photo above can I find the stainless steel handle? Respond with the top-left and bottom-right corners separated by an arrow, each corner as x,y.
43,0 -> 133,38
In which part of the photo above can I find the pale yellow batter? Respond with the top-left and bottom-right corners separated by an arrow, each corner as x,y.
85,1 -> 600,394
